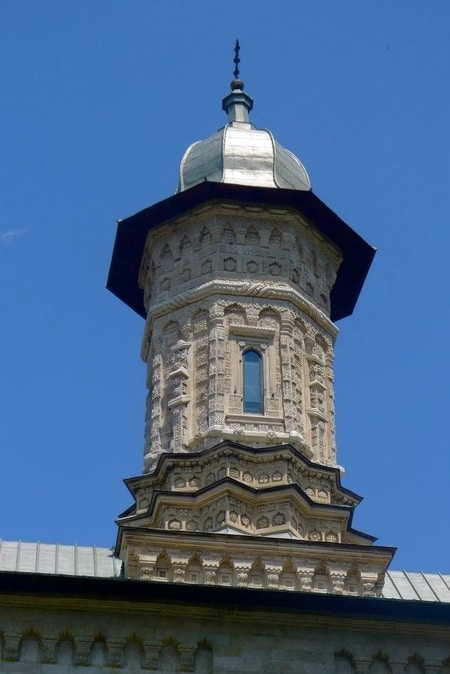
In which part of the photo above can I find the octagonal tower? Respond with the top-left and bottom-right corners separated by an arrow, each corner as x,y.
108,46 -> 394,595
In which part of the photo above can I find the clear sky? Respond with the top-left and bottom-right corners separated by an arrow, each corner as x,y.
1,1 -> 449,573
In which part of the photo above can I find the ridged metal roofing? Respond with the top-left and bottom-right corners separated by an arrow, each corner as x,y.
0,540 -> 122,578
177,124 -> 311,193
382,570 -> 450,602
177,73 -> 311,194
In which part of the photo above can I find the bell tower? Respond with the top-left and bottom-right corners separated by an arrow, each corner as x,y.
108,43 -> 395,595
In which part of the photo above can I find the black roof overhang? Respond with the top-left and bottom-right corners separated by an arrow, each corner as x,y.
1,572 -> 449,627
107,182 -> 376,323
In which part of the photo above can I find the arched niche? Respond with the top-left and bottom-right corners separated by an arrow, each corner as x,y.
124,638 -> 144,669
155,551 -> 173,582
160,638 -> 179,672
90,638 -> 106,666
370,654 -> 391,674
217,557 -> 234,586
335,651 -> 355,674
195,641 -> 213,674
57,637 -> 74,665
186,553 -> 203,584
20,635 -> 40,663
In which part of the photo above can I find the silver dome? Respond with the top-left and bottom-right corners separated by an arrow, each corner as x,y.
177,79 -> 311,193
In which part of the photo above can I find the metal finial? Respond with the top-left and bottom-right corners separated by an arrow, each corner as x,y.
222,38 -> 253,121
233,39 -> 240,80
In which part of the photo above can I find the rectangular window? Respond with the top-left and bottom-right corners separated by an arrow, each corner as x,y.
243,349 -> 263,414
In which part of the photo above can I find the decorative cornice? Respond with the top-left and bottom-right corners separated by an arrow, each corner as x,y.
125,441 -> 362,506
141,277 -> 338,360
115,524 -> 394,597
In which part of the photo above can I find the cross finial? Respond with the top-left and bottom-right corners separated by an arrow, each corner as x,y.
233,39 -> 240,80
222,39 -> 253,121
230,39 -> 244,91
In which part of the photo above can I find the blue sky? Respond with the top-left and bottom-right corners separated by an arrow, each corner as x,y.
1,1 -> 449,573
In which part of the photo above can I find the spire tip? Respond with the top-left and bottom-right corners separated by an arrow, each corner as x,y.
233,39 -> 240,80
231,38 -> 244,91
222,39 -> 253,122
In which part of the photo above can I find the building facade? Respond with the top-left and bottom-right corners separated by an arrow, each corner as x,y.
0,50 -> 449,672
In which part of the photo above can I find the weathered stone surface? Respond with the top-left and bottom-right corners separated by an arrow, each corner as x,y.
116,199 -> 392,598
0,586 -> 448,673
139,205 -> 341,472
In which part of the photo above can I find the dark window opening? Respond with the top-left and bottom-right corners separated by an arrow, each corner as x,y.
243,349 -> 263,414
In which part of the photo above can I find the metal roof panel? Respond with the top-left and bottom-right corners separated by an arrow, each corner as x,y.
383,571 -> 450,602
0,541 -> 122,578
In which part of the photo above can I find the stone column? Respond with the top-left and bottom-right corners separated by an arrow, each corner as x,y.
168,340 -> 191,452
74,638 -> 92,667
325,346 -> 337,465
207,306 -> 226,432
298,569 -> 314,592
179,645 -> 197,672
144,342 -> 163,470
41,638 -> 58,664
280,317 -> 296,434
2,635 -> 21,662
142,643 -> 161,670
107,640 -> 126,668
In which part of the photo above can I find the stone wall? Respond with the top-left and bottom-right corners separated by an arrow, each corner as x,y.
139,204 -> 342,472
0,584 -> 449,673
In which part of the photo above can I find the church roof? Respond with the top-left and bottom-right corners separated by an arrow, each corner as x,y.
383,570 -> 450,602
107,182 -> 375,323
0,540 -> 122,578
177,116 -> 311,193
0,540 -> 448,603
